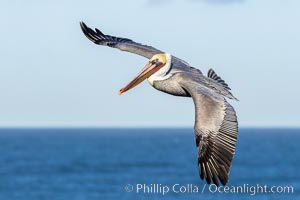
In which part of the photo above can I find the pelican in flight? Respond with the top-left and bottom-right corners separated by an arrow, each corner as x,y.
80,22 -> 238,186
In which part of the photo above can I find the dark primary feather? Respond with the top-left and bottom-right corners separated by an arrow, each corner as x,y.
207,68 -> 231,90
80,21 -> 162,59
204,69 -> 238,101
79,22 -> 193,67
180,81 -> 238,186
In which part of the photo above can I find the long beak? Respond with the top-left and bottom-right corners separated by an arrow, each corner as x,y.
119,62 -> 159,95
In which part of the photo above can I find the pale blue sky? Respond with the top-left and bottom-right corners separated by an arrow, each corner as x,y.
0,0 -> 299,127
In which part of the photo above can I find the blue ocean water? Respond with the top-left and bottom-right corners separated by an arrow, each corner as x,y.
0,128 -> 299,200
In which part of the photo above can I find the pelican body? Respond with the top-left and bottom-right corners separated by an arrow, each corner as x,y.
80,22 -> 239,186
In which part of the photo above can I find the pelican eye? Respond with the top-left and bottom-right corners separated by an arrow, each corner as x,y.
151,59 -> 161,66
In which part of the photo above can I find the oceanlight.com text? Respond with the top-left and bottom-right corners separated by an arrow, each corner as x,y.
124,183 -> 294,196
208,184 -> 294,195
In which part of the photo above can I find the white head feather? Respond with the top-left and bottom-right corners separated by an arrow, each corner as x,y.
148,53 -> 172,85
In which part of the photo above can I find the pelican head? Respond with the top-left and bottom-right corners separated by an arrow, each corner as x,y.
119,53 -> 172,95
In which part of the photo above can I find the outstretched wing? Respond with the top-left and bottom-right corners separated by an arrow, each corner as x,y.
80,22 -> 162,59
181,81 -> 238,186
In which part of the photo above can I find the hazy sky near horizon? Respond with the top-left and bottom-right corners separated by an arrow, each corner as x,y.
0,0 -> 299,127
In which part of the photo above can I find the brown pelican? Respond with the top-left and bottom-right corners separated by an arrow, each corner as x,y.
80,22 -> 238,186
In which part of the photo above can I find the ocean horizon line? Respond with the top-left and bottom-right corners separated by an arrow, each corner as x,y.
0,126 -> 299,130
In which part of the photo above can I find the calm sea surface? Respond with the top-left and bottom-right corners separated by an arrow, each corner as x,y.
0,128 -> 299,200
